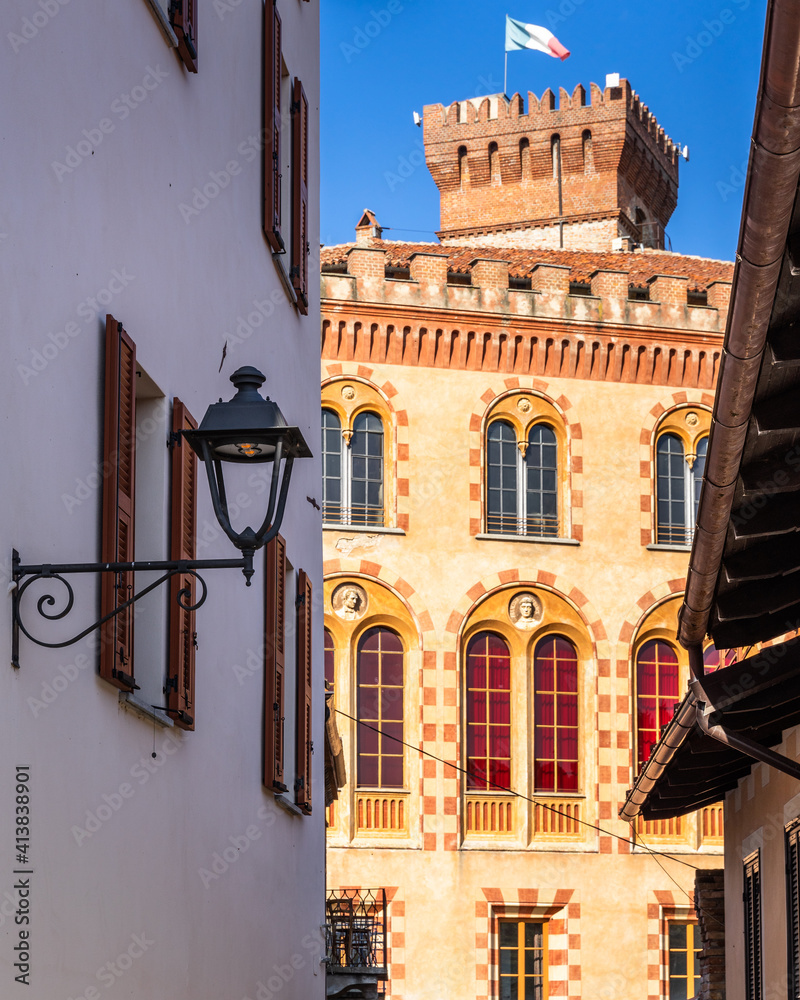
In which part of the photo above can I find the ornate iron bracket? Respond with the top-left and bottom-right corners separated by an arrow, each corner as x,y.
10,548 -> 252,669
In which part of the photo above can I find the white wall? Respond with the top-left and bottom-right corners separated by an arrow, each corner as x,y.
0,1 -> 323,997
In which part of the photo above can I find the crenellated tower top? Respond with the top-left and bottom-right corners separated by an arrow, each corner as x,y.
423,77 -> 680,252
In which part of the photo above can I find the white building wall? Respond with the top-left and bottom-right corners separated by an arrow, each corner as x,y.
0,2 -> 323,998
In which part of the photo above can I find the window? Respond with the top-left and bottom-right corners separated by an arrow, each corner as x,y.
486,420 -> 558,537
490,142 -> 501,185
263,534 -> 314,812
656,434 -> 707,545
534,637 -> 578,792
498,920 -> 547,1000
651,407 -> 711,548
743,851 -> 762,1000
519,138 -> 530,180
99,315 -> 197,727
786,821 -> 800,1000
582,129 -> 593,173
324,628 -> 335,686
322,408 -> 385,526
667,922 -> 701,1000
144,0 -> 197,72
357,628 -> 404,788
635,639 -> 679,768
466,632 -> 511,791
459,145 -> 469,188
264,0 -> 309,313
703,643 -> 737,672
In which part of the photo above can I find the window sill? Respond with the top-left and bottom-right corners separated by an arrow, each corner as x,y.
646,543 -> 692,552
323,524 -> 405,535
272,251 -> 298,306
274,794 -> 305,818
119,692 -> 175,728
475,533 -> 579,546
142,0 -> 179,47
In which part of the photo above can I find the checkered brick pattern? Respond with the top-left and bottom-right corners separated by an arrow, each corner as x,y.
384,887 -> 404,1000
323,362 -> 411,531
476,888 -> 580,1000
638,391 -> 714,546
647,890 -> 694,1000
466,377 -> 584,541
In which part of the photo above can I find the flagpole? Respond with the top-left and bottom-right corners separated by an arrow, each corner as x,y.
503,14 -> 508,97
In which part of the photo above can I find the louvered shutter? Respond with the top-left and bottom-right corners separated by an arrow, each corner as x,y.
744,851 -> 763,1000
788,823 -> 800,1000
264,535 -> 287,791
100,315 -> 137,691
166,399 -> 198,730
264,1 -> 283,252
295,570 -> 313,813
170,0 -> 198,73
291,77 -> 309,314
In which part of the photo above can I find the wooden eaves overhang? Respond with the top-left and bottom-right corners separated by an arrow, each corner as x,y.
622,0 -> 800,822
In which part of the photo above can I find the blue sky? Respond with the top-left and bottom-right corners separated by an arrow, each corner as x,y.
321,0 -> 768,261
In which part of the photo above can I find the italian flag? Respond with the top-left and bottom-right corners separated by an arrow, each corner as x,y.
505,16 -> 570,61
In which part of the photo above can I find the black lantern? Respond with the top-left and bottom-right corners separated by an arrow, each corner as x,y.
183,366 -> 312,582
11,365 -> 312,667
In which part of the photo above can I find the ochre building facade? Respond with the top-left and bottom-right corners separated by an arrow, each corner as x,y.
322,79 -> 730,1000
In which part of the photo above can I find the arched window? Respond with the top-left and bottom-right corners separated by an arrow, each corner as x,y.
534,636 -> 578,792
322,409 -> 343,523
582,129 -> 593,173
324,628 -> 335,686
357,627 -> 404,788
489,142 -> 501,185
458,145 -> 469,188
466,632 -> 511,790
486,420 -> 559,537
703,642 -> 736,672
321,408 -> 384,526
636,640 -> 679,767
519,137 -> 530,179
656,433 -> 706,545
551,134 -> 561,180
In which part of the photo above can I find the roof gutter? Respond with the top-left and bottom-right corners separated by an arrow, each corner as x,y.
678,0 -> 800,648
619,693 -> 697,822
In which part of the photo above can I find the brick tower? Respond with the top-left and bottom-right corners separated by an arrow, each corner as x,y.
423,77 -> 680,251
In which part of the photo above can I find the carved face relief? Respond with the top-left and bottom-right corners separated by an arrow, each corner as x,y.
517,398 -> 532,414
332,582 -> 368,621
341,385 -> 356,401
508,592 -> 543,629
685,411 -> 699,427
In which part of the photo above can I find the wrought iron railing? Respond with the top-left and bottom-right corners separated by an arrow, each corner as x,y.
486,513 -> 559,537
322,503 -> 385,527
656,523 -> 694,546
326,888 -> 388,979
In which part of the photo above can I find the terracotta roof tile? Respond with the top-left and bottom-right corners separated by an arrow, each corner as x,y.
320,239 -> 734,291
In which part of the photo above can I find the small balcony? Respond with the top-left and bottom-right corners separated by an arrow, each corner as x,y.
326,888 -> 388,999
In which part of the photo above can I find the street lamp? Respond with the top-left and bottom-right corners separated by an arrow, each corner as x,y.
11,366 -> 312,667
183,366 -> 312,584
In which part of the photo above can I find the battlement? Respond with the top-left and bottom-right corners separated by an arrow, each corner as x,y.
423,78 -> 680,252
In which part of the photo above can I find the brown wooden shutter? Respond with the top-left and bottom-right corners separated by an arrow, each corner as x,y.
170,0 -> 198,73
295,569 -> 313,813
100,315 -> 137,691
264,1 -> 283,252
264,534 -> 287,791
166,399 -> 198,730
743,851 -> 763,1000
291,77 -> 309,314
